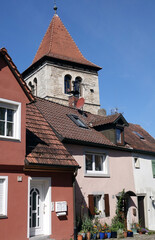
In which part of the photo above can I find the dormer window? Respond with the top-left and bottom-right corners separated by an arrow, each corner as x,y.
116,128 -> 124,145
64,74 -> 71,94
67,114 -> 87,128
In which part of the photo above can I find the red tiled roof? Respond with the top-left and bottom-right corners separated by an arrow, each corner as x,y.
34,98 -> 115,146
124,123 -> 155,153
32,14 -> 101,69
26,103 -> 79,168
0,48 -> 34,102
34,97 -> 155,154
91,113 -> 122,127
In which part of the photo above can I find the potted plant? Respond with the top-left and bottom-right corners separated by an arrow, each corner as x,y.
130,222 -> 138,234
99,225 -> 105,240
127,230 -> 133,237
81,216 -> 93,240
77,233 -> 83,240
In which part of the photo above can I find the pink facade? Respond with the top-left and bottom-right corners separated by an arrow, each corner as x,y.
66,144 -> 138,227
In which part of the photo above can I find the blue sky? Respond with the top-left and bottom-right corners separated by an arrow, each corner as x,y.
0,0 -> 155,138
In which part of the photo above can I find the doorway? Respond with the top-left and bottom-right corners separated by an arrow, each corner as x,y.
28,177 -> 51,238
138,196 -> 145,228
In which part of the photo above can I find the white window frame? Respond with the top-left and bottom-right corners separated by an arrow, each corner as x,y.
0,98 -> 21,140
134,157 -> 140,169
85,152 -> 109,177
0,176 -> 8,217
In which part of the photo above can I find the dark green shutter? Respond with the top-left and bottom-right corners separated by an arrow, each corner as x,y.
152,160 -> 155,178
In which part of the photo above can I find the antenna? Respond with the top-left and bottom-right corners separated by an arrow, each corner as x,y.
76,98 -> 85,110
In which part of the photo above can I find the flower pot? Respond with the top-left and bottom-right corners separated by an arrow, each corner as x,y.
80,232 -> 86,239
99,232 -> 105,239
107,232 -> 111,238
123,231 -> 127,238
87,231 -> 91,240
127,231 -> 133,237
111,231 -> 117,238
78,234 -> 83,240
93,233 -> 97,239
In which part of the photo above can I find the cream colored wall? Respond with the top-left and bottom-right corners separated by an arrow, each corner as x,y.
24,62 -> 100,114
132,154 -> 155,230
65,144 -> 136,226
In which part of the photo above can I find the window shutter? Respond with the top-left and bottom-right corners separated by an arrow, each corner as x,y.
0,179 -> 4,214
104,194 -> 110,217
88,194 -> 95,216
152,161 -> 155,178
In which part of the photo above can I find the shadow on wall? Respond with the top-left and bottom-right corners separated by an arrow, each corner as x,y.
75,180 -> 88,230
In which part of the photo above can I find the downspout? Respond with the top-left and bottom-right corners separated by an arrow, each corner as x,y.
73,168 -> 78,240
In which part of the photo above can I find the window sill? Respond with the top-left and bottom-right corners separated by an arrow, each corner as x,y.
0,215 -> 8,219
84,173 -> 110,178
0,136 -> 21,142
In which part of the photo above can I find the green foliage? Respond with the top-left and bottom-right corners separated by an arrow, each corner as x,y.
111,189 -> 126,231
81,215 -> 93,233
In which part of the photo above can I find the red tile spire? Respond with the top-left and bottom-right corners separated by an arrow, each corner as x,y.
32,13 -> 101,69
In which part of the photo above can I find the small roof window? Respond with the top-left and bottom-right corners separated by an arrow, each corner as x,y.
133,131 -> 144,139
67,114 -> 88,128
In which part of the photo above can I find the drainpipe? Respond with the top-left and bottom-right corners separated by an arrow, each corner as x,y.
73,168 -> 78,240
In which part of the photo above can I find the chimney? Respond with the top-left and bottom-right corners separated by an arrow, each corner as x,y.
69,95 -> 79,108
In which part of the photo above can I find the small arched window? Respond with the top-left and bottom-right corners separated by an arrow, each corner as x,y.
28,81 -> 35,95
74,77 -> 82,97
64,74 -> 71,94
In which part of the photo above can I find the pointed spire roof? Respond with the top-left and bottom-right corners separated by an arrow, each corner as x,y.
32,14 -> 101,69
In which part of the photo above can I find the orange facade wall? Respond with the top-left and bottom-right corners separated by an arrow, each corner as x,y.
0,172 -> 28,240
0,56 -> 29,166
0,170 -> 74,240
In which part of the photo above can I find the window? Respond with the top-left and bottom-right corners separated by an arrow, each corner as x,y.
28,78 -> 37,96
133,131 -> 144,140
0,98 -> 21,140
116,128 -> 123,145
64,75 -> 71,94
88,193 -> 110,217
152,160 -> 155,178
67,114 -> 88,128
73,77 -> 82,97
85,153 -> 108,175
134,157 -> 140,168
0,176 -> 8,217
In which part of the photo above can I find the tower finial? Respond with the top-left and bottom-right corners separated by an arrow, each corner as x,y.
53,0 -> 58,15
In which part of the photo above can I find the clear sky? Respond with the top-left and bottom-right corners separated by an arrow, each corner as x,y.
0,0 -> 155,138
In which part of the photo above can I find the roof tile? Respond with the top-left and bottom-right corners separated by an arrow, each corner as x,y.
32,15 -> 101,69
26,103 -> 78,167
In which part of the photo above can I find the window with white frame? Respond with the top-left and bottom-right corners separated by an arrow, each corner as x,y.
0,98 -> 21,140
85,153 -> 108,175
0,176 -> 8,217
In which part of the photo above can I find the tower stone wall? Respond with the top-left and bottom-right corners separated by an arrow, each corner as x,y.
24,62 -> 100,114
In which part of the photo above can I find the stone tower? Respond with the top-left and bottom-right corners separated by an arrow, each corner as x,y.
23,10 -> 102,114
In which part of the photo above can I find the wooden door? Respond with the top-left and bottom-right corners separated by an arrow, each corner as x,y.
138,196 -> 145,227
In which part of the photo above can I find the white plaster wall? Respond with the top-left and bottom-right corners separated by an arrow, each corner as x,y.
24,62 -> 100,114
65,144 -> 136,226
133,154 -> 155,230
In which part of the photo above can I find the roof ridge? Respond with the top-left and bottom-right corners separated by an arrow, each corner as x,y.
48,14 -> 55,56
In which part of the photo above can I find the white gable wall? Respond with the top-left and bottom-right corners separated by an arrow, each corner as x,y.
132,154 -> 155,230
